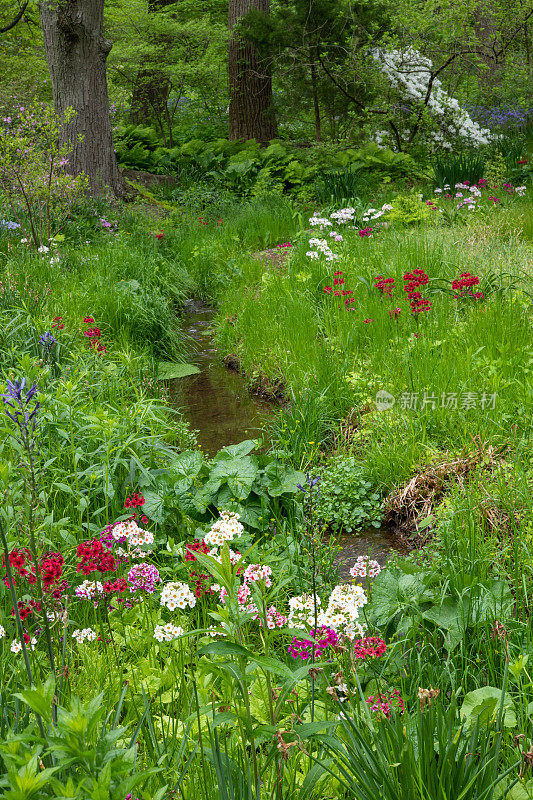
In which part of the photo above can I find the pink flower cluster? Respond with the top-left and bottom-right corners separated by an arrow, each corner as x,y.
366,688 -> 404,719
127,563 -> 161,594
353,636 -> 386,659
359,228 -> 373,237
349,556 -> 381,579
288,626 -> 339,660
243,564 -> 272,587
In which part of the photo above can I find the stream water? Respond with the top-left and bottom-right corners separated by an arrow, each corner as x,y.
169,300 -> 275,455
171,300 -> 406,572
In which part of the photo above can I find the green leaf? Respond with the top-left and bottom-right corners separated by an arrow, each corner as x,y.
157,362 -> 200,380
198,641 -> 252,659
460,686 -> 516,730
213,440 -> 258,460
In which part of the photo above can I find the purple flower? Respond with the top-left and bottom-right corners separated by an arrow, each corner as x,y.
127,563 -> 160,593
39,331 -> 56,349
2,378 -> 39,426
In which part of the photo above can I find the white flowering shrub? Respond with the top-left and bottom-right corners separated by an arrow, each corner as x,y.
372,47 -> 493,150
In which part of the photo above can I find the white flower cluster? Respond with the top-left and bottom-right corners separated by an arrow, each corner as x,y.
72,628 -> 97,644
309,213 -> 333,229
515,186 -> 527,196
112,520 -> 154,552
154,623 -> 184,642
204,511 -> 244,549
306,237 -> 339,262
373,47 -> 492,147
330,207 -> 356,224
329,231 -> 343,241
0,625 -> 5,639
160,581 -> 196,611
362,203 -> 392,223
75,580 -> 103,599
288,584 -> 367,639
11,637 -> 37,654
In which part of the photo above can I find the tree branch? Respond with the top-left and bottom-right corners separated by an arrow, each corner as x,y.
0,1 -> 29,33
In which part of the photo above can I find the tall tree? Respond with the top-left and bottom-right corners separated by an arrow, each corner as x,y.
228,0 -> 277,142
39,0 -> 123,196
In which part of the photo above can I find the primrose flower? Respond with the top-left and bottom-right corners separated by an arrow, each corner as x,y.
160,581 -> 196,611
153,623 -> 184,642
128,563 -> 160,593
243,564 -> 272,587
349,556 -> 382,579
204,511 -> 244,549
75,579 -> 104,599
72,628 -> 97,644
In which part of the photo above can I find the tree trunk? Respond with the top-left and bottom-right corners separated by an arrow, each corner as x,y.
228,0 -> 277,142
309,44 -> 321,142
39,0 -> 123,197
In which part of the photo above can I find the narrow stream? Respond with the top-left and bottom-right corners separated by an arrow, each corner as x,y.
171,300 -> 406,571
169,300 -> 275,455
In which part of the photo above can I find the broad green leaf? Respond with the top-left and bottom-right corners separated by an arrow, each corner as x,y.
460,686 -> 516,730
157,362 -> 200,380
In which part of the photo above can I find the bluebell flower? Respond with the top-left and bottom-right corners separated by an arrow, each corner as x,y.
39,331 -> 56,349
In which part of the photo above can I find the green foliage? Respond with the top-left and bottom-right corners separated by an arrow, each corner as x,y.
433,151 -> 486,188
114,132 -> 420,199
162,440 -> 305,529
0,103 -> 89,249
0,678 -> 159,799
313,455 -> 382,533
387,193 -> 436,225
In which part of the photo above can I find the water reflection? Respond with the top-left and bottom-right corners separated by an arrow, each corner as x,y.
335,526 -> 408,582
169,301 -> 275,456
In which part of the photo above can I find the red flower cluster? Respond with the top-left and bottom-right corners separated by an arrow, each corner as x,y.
82,317 -> 107,354
124,493 -> 145,509
185,539 -> 213,598
452,272 -> 483,301
198,216 -> 208,226
366,689 -> 404,719
52,316 -> 64,330
11,598 -> 41,620
375,276 -> 395,297
2,547 -> 36,587
153,231 -> 164,240
518,158 -> 527,166
103,578 -> 129,593
404,269 -> 432,314
76,539 -> 116,575
359,227 -> 373,237
323,272 -> 355,309
389,307 -> 401,319
185,539 -> 209,562
354,636 -> 387,659
40,552 -> 64,589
